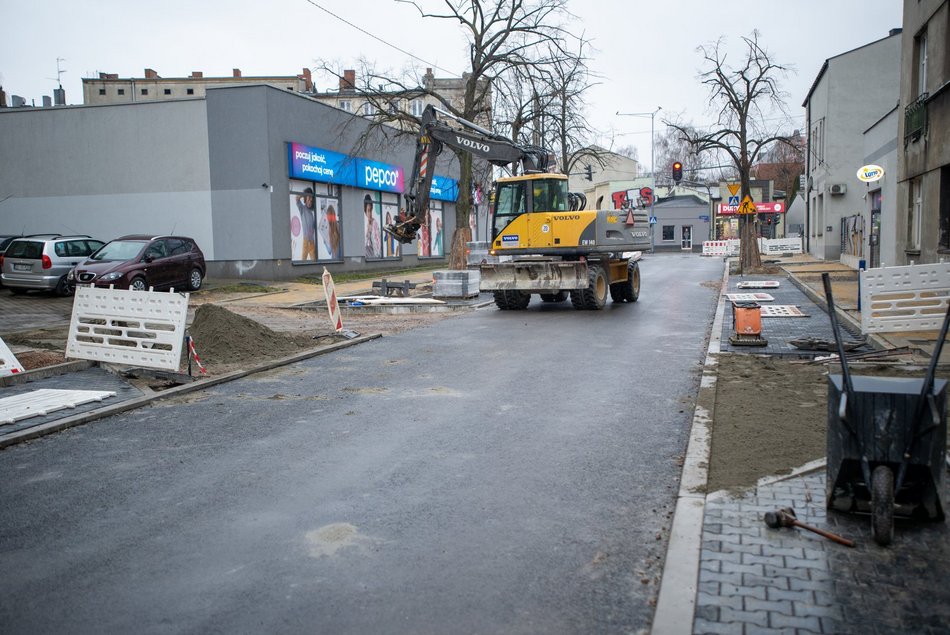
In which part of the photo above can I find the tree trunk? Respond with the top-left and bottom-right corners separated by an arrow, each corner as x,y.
451,153 -> 474,270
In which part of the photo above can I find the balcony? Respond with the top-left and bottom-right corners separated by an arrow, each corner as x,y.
904,92 -> 928,143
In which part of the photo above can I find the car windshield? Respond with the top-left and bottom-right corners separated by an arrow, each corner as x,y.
90,240 -> 146,261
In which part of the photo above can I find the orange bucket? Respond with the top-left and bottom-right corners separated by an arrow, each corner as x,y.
733,302 -> 763,336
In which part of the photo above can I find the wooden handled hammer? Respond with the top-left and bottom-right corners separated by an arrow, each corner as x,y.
764,507 -> 855,548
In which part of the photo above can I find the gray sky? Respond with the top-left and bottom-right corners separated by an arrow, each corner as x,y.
1,1 -> 904,170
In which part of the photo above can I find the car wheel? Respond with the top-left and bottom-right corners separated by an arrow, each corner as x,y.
130,277 -> 148,292
188,268 -> 203,291
55,275 -> 74,297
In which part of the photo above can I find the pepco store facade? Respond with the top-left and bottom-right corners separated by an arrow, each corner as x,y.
0,84 -> 460,280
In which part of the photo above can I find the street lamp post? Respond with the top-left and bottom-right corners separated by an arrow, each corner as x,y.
617,107 -> 661,252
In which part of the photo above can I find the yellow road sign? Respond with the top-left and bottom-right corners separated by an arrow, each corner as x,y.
738,195 -> 757,215
727,183 -> 740,196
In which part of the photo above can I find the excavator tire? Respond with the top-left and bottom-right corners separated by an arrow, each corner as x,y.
493,290 -> 531,310
571,264 -> 608,310
539,291 -> 568,303
618,260 -> 641,303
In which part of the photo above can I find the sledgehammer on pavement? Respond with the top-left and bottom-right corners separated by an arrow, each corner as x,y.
764,507 -> 855,548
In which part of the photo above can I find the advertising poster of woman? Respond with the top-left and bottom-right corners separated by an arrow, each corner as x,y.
363,193 -> 382,259
318,198 -> 341,260
290,187 -> 317,261
430,207 -> 444,257
419,209 -> 431,257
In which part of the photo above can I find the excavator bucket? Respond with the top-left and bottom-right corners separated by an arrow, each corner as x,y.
478,260 -> 589,292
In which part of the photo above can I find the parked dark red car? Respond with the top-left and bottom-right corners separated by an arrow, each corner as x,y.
68,235 -> 206,292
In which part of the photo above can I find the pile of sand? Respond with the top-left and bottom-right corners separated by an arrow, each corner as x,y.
186,304 -> 317,368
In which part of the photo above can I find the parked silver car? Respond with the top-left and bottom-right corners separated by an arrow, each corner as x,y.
1,235 -> 106,296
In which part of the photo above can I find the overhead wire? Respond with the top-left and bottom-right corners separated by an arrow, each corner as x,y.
302,0 -> 459,76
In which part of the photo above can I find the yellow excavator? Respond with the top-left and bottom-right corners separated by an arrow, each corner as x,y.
385,105 -> 649,310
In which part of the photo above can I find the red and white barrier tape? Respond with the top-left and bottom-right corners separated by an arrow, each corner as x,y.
189,338 -> 208,375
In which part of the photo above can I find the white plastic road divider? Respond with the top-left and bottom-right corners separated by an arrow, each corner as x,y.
0,337 -> 26,377
322,267 -> 344,332
701,238 -> 802,257
861,262 -> 950,333
0,388 -> 116,425
66,286 -> 189,371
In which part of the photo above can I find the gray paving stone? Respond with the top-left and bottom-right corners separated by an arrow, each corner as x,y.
719,583 -> 767,600
793,602 -> 843,621
769,612 -> 822,631
742,574 -> 791,591
701,571 -> 745,587
744,597 -> 793,615
724,562 -> 766,577
704,549 -> 742,564
765,587 -> 815,604
719,607 -> 770,628
693,617 -> 735,634
741,553 -> 786,568
698,591 -> 743,611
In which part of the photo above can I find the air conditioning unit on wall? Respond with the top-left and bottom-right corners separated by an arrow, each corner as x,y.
829,183 -> 847,195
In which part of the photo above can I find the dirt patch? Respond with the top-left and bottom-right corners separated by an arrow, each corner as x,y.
709,354 -> 948,493
185,304 -> 325,372
14,350 -> 67,370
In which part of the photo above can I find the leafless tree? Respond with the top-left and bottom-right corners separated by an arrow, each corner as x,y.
315,0 -> 574,269
667,31 -> 796,272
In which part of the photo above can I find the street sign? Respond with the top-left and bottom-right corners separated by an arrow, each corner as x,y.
649,216 -> 657,225
738,195 -> 757,215
727,183 -> 740,197
699,215 -> 710,221
728,195 -> 740,206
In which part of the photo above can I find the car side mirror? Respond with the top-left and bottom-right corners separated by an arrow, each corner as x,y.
144,255 -> 154,264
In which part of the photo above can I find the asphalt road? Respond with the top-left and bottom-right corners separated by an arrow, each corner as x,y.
0,253 -> 725,634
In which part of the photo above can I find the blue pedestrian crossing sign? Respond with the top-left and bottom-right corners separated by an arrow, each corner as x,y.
728,195 -> 740,206
649,216 -> 657,225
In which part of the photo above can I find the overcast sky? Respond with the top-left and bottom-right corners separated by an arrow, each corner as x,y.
1,0 -> 904,170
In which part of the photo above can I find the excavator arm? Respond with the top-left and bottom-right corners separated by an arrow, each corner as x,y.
385,105 -> 554,244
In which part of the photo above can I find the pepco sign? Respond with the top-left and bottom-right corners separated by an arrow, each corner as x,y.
357,159 -> 404,193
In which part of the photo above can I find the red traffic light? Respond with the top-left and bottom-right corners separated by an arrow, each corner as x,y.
672,161 -> 683,184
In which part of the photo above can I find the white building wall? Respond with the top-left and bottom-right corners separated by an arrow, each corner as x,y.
805,33 -> 901,263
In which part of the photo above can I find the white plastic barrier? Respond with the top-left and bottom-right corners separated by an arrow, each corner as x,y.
701,240 -> 740,257
860,263 -> 950,334
66,286 -> 189,371
0,337 -> 25,377
759,237 -> 803,255
701,238 -> 802,256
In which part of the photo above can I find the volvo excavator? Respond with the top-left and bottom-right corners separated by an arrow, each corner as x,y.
385,104 -> 650,310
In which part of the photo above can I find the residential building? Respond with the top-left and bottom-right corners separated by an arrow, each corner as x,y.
862,105 -> 900,268
897,0 -> 949,265
803,29 -> 902,262
0,84 -> 460,281
82,68 -> 313,104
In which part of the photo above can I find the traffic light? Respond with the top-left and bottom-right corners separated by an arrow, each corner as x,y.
585,164 -> 593,181
672,161 -> 683,184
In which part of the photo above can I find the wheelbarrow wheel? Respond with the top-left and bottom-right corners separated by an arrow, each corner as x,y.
871,465 -> 895,546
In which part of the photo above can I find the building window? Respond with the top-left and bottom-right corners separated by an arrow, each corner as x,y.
361,102 -> 377,116
186,88 -> 194,95
662,225 -> 675,241
388,101 -> 402,114
163,88 -> 171,95
339,100 -> 352,113
117,88 -> 125,95
409,99 -> 424,117
98,88 -> 106,95
810,118 -> 825,167
141,88 -> 148,95
915,30 -> 928,97
908,178 -> 922,252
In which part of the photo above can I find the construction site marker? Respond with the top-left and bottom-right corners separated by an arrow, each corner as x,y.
322,267 -> 344,333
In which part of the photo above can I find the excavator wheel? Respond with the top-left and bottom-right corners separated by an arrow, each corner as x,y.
610,260 -> 640,303
571,265 -> 608,310
493,290 -> 531,310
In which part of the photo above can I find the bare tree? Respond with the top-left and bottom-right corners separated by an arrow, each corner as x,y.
668,31 -> 795,272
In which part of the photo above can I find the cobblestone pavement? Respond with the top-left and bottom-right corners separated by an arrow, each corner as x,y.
0,290 -> 73,335
696,471 -> 950,634
695,263 -> 950,634
721,274 -> 865,358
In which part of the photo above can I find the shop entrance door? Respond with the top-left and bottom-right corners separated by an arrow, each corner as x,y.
681,226 -> 693,250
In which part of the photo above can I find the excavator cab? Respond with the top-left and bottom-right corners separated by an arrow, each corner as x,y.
491,175 -> 569,240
